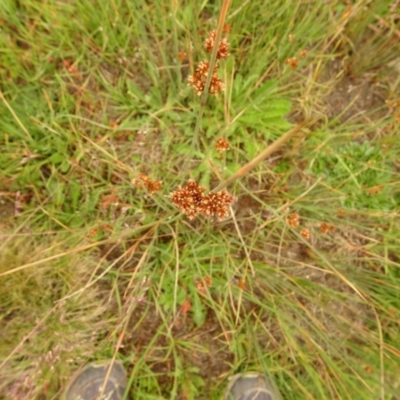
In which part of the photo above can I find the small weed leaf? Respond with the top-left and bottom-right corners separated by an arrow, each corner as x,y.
189,286 -> 206,328
231,77 -> 292,133
250,79 -> 279,103
126,80 -> 145,101
159,277 -> 186,314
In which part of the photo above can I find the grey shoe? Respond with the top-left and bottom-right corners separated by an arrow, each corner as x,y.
62,360 -> 127,400
224,372 -> 282,400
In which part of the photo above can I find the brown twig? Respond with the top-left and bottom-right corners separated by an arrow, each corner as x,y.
211,122 -> 308,193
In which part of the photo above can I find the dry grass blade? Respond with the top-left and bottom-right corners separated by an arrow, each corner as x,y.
212,121 -> 308,193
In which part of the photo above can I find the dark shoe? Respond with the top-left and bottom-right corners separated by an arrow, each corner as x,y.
224,372 -> 282,400
62,360 -> 127,400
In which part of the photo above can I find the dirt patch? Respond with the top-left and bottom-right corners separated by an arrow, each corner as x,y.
122,303 -> 233,400
0,197 -> 15,228
322,58 -> 388,124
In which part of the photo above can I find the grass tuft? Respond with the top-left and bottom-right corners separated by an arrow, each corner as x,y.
1,0 -> 399,399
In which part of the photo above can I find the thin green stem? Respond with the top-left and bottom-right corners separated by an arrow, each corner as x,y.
184,0 -> 232,175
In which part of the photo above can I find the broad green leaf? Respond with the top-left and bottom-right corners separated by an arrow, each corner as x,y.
127,80 -> 145,101
48,152 -> 65,165
251,79 -> 278,103
190,288 -> 206,327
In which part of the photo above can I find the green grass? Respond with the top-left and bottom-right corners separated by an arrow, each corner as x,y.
1,0 -> 400,399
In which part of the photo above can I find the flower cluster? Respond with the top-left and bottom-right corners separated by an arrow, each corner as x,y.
285,49 -> 307,70
287,212 -> 300,228
385,99 -> 400,109
170,179 -> 206,219
204,30 -> 230,60
215,137 -> 230,153
200,191 -> 234,220
187,30 -> 230,96
319,222 -> 335,234
299,49 -> 308,58
187,61 -> 224,96
300,228 -> 310,240
196,276 -> 212,294
132,173 -> 162,194
286,212 -> 313,241
171,179 -> 234,221
285,57 -> 299,70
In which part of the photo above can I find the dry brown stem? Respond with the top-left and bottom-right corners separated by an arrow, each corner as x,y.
211,122 -> 308,193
